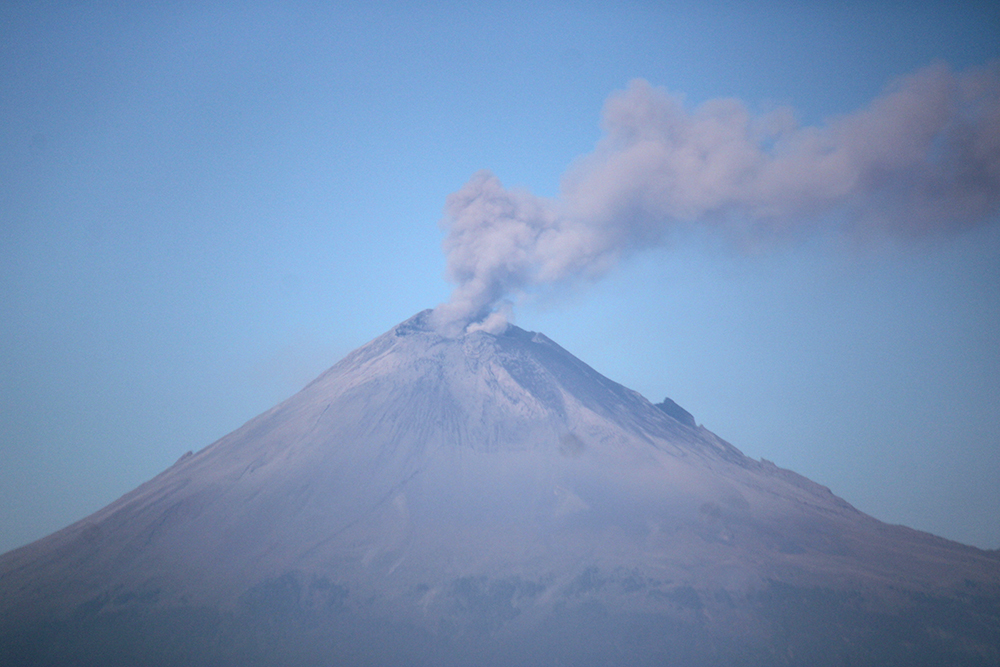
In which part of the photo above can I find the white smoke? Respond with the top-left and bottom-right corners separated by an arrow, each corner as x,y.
432,62 -> 1000,334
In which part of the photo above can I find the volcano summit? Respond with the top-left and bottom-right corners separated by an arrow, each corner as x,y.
1,311 -> 998,666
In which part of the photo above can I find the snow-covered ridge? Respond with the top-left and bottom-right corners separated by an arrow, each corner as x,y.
2,311 -> 997,667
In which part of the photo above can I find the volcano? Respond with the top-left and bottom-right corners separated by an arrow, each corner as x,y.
2,310 -> 998,666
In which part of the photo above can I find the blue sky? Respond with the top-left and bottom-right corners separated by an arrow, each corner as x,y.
2,1 -> 998,554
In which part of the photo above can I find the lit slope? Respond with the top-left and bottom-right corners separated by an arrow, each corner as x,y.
2,310 -> 998,666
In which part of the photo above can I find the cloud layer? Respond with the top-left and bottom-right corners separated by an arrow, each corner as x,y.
432,62 -> 1000,334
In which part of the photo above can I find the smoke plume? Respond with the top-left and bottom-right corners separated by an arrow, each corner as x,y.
432,62 -> 1000,334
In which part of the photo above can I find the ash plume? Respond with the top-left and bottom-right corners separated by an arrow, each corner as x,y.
432,62 -> 1000,334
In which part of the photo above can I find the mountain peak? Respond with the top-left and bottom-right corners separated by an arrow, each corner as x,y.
2,311 -> 998,666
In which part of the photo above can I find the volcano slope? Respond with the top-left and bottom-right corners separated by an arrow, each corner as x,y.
1,310 -> 998,666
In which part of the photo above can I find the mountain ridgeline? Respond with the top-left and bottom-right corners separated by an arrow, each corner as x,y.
1,310 -> 998,666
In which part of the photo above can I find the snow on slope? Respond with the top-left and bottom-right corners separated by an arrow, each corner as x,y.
1,311 -> 998,666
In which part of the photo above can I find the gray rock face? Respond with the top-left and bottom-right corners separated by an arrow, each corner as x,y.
2,310 -> 999,666
655,396 -> 697,428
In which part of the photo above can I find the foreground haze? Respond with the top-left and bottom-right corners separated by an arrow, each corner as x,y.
2,312 -> 998,666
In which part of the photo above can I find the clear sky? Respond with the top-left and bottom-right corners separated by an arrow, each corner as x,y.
2,1 -> 998,554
